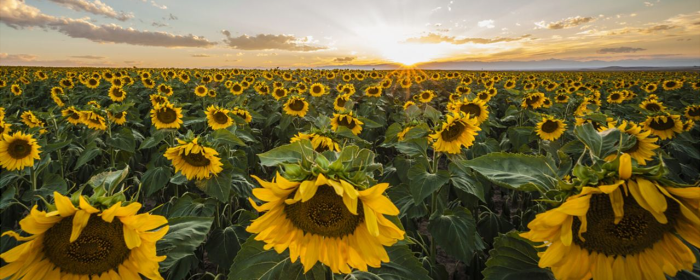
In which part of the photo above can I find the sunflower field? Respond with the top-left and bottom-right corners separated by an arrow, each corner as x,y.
0,67 -> 699,280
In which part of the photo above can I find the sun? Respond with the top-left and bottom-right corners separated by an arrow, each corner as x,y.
350,25 -> 450,66
382,43 -> 443,66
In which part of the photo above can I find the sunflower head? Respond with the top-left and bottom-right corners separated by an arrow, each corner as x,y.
364,85 -> 382,97
684,105 -> 700,120
334,94 -> 352,111
80,110 -> 107,131
1,191 -> 169,279
206,105 -> 233,130
521,92 -> 546,109
453,100 -> 489,125
331,112 -> 364,135
429,112 -> 481,154
536,116 -> 567,141
0,131 -> 41,170
164,137 -> 223,180
247,144 -> 404,273
417,90 -> 435,103
640,99 -> 666,112
150,102 -> 183,130
283,96 -> 310,118
641,113 -> 683,140
231,107 -> 253,124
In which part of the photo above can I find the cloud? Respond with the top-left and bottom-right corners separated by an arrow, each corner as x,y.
191,54 -> 211,57
151,21 -> 167,27
644,2 -> 654,7
477,19 -> 495,28
596,47 -> 646,54
0,52 -> 114,67
405,33 -> 532,44
167,13 -> 177,20
333,56 -> 356,62
151,1 -> 166,9
221,30 -> 327,51
69,55 -> 106,59
639,24 -> 676,33
47,0 -> 132,21
0,53 -> 38,61
0,0 -> 216,48
535,16 -> 596,29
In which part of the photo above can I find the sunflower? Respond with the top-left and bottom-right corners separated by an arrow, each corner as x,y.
417,90 -> 435,103
150,94 -> 169,107
641,114 -> 683,140
403,101 -> 416,110
290,132 -> 340,152
0,192 -> 168,279
51,86 -> 64,96
331,112 -> 364,135
60,79 -> 75,89
430,112 -> 481,154
575,116 -> 617,132
662,80 -> 682,91
554,93 -> 569,104
0,131 -> 41,170
607,91 -> 625,104
334,94 -> 351,111
142,78 -> 156,89
150,102 -> 183,130
521,92 -> 546,109
230,82 -> 244,95
477,91 -> 492,102
574,98 -> 596,117
603,121 -> 659,165
85,78 -> 100,89
208,90 -> 217,98
682,119 -> 695,132
108,111 -> 127,125
108,86 -> 127,102
396,125 -> 415,141
520,162 -> 700,280
205,105 -> 233,130
453,100 -> 489,125
21,111 -> 44,128
164,137 -> 223,180
0,122 -> 11,135
81,111 -> 107,131
684,105 -> 700,120
536,116 -> 567,141
640,99 -> 666,112
51,92 -> 66,107
11,84 -> 22,96
157,84 -> 173,96
504,80 -> 516,89
247,172 -> 404,273
283,96 -> 310,118
643,83 -> 658,93
194,85 -> 208,97
455,85 -> 471,95
231,107 -> 253,124
61,107 -> 83,125
365,86 -> 382,97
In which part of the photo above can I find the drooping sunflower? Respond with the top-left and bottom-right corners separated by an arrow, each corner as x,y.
11,84 -> 22,96
194,85 -> 208,97
331,112 -> 364,135
520,160 -> 700,280
150,102 -> 183,130
21,111 -> 44,128
108,85 -> 127,102
417,90 -> 435,103
521,92 -> 546,109
247,172 -> 404,273
641,114 -> 683,140
604,121 -> 659,165
0,131 -> 41,170
430,112 -> 481,154
453,100 -> 489,125
62,107 -> 83,125
403,101 -> 416,110
0,192 -> 169,279
81,111 -> 107,131
640,99 -> 666,112
205,105 -> 233,130
108,111 -> 127,125
684,105 -> 700,120
283,96 -> 310,118
290,132 -> 340,152
164,137 -> 223,180
334,94 -> 351,111
535,116 -> 567,141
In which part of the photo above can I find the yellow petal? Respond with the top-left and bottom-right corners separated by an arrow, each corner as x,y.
637,178 -> 667,214
79,196 -> 100,214
299,180 -> 318,202
618,153 -> 632,179
358,183 -> 390,199
364,203 -> 379,237
123,226 -> 142,249
343,193 -> 358,215
327,180 -> 345,197
70,210 -> 91,242
53,191 -> 76,217
100,202 -> 122,223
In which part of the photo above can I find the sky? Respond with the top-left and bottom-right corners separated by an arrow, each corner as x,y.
0,0 -> 699,69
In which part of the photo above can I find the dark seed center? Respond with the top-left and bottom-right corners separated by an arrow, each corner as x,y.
284,186 -> 363,237
157,108 -> 177,124
8,139 -> 31,159
183,152 -> 211,167
541,120 -> 560,133
213,111 -> 229,124
649,117 -> 676,130
441,121 -> 466,142
338,116 -> 356,129
460,103 -> 481,117
289,100 -> 306,111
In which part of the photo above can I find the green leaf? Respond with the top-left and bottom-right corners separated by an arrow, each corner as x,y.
423,105 -> 442,124
428,207 -> 485,263
457,152 -> 557,192
258,140 -> 314,167
573,123 -> 632,159
107,127 -> 136,153
139,130 -> 168,149
43,139 -> 71,154
477,211 -> 514,244
0,186 -> 17,210
228,237 -> 325,280
345,245 -> 431,280
142,166 -> 172,196
158,216 -> 214,272
157,193 -> 217,218
395,137 -> 428,158
408,163 -> 450,204
74,142 -> 101,170
204,226 -> 242,270
482,231 -> 553,280
449,162 -> 485,202
86,166 -> 129,192
211,129 -> 247,147
198,170 -> 232,202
